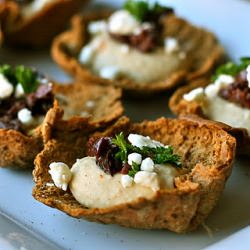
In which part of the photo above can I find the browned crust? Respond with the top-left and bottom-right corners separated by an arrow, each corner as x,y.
0,81 -> 123,169
0,0 -> 89,47
51,11 -> 225,94
0,127 -> 43,169
52,81 -> 124,125
33,114 -> 236,233
169,78 -> 250,155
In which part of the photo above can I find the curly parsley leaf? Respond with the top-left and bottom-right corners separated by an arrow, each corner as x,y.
112,133 -> 181,168
0,64 -> 18,86
0,64 -> 39,94
112,132 -> 130,162
15,65 -> 38,94
123,0 -> 149,21
212,57 -> 250,81
123,0 -> 170,22
128,162 -> 140,177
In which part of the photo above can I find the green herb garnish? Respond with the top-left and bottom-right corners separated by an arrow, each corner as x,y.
15,65 -> 38,93
0,64 -> 38,94
123,0 -> 170,22
123,0 -> 149,21
212,57 -> 250,81
112,132 -> 181,175
128,162 -> 141,177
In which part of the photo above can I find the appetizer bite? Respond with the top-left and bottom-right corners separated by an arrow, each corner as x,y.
0,0 -> 88,47
51,0 -> 225,93
0,64 -> 123,168
33,114 -> 236,233
169,57 -> 250,155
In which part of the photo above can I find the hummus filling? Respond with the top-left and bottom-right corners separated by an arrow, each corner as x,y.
83,33 -> 188,84
69,157 -> 179,209
204,95 -> 250,134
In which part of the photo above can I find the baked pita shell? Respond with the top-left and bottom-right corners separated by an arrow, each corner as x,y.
33,115 -> 236,233
51,11 -> 225,93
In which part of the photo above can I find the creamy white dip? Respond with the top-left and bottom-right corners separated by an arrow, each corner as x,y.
69,157 -> 178,209
79,10 -> 188,84
183,74 -> 250,134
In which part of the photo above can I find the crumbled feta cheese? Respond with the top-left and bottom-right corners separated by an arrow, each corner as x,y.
17,108 -> 34,125
88,20 -> 107,34
134,171 -> 159,191
140,157 -> 154,172
99,66 -> 120,79
49,162 -> 72,191
0,74 -> 14,99
164,37 -> 179,54
85,100 -> 95,109
79,45 -> 95,64
108,10 -> 140,35
120,45 -> 130,54
128,153 -> 142,165
204,84 -> 220,98
80,111 -> 90,117
214,74 -> 235,89
128,134 -> 164,149
183,87 -> 205,102
246,65 -> 250,88
15,83 -> 25,98
121,174 -> 134,188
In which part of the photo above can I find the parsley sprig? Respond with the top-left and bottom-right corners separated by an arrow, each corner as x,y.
123,0 -> 170,22
128,162 -> 140,177
112,132 -> 181,169
212,57 -> 250,81
0,64 -> 38,94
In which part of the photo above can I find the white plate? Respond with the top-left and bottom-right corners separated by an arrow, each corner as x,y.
0,0 -> 250,249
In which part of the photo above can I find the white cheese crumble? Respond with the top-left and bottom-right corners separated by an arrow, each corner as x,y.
183,87 -> 205,102
128,153 -> 142,165
120,44 -> 130,54
80,111 -> 90,117
204,84 -> 219,98
79,45 -> 95,65
164,37 -> 180,54
85,100 -> 95,109
17,108 -> 34,125
134,171 -> 159,191
246,65 -> 250,88
214,74 -> 235,89
128,134 -> 164,149
99,66 -> 120,79
184,74 -> 235,101
0,74 -> 14,99
88,21 -> 107,34
121,174 -> 134,188
49,162 -> 72,191
140,157 -> 154,172
108,10 -> 140,35
15,83 -> 25,98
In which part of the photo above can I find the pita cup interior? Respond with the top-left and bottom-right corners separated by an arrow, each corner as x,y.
0,0 -> 88,47
0,81 -> 123,169
51,11 -> 225,94
33,114 -> 236,233
169,77 -> 250,155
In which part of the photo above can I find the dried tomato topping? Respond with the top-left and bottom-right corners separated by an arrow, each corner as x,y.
87,137 -> 123,176
219,70 -> 250,109
109,8 -> 174,53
